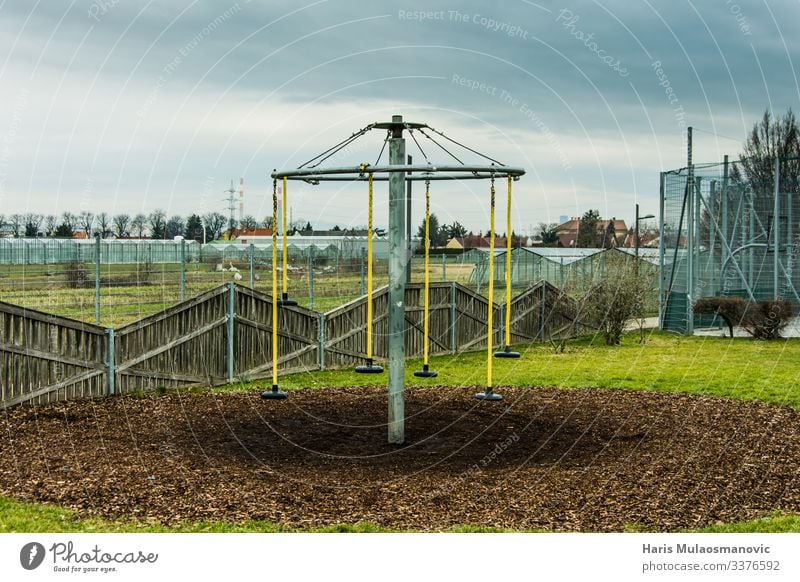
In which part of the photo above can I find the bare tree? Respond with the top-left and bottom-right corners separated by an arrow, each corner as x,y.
131,214 -> 147,238
78,211 -> 94,235
61,212 -> 76,233
24,213 -> 44,237
166,215 -> 185,238
8,214 -> 23,237
97,212 -> 112,238
148,209 -> 167,239
738,108 -> 800,194
240,215 -> 258,230
44,215 -> 58,236
0,214 -> 6,234
203,212 -> 227,241
113,213 -> 131,238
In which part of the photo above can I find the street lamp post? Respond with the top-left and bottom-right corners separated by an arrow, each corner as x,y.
635,203 -> 655,273
635,203 -> 656,258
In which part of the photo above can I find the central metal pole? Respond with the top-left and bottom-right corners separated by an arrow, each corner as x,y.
406,154 -> 413,284
388,116 -> 407,444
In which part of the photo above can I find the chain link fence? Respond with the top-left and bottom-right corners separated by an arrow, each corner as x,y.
660,155 -> 800,333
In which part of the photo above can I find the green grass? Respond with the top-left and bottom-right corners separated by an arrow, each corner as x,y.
696,513 -> 800,533
238,330 -> 800,410
3,330 -> 800,532
0,261 -> 476,326
2,496 -> 796,533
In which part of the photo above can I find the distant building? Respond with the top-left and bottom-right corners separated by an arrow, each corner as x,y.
445,235 -> 507,250
554,217 -> 627,248
622,229 -> 659,248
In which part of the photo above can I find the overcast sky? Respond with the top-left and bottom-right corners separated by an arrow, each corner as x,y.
1,0 -> 798,233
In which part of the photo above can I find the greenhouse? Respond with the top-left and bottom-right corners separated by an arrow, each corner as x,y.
469,247 -> 651,292
0,238 -> 201,265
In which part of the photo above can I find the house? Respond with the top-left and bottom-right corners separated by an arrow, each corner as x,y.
622,229 -> 660,248
554,217 -> 628,248
445,235 -> 507,249
229,227 -> 273,242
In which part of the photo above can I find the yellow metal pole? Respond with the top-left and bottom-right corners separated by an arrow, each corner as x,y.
487,180 -> 495,389
423,181 -> 431,366
282,177 -> 288,296
261,178 -> 287,399
367,173 -> 374,360
272,182 -> 279,388
505,176 -> 513,347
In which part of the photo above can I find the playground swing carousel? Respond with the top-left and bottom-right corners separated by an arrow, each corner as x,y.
262,115 -> 525,443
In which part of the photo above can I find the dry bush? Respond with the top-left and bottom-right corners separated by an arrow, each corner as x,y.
581,264 -> 651,346
63,261 -> 90,289
693,297 -> 747,338
740,299 -> 794,340
694,296 -> 794,339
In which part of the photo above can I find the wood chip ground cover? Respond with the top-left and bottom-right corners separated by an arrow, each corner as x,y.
1,386 -> 798,531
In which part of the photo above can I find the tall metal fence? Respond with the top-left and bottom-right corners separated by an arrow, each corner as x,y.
660,156 -> 800,333
1,280 -> 589,409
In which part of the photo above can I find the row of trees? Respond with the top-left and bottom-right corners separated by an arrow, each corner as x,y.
0,211 -> 282,242
416,215 -> 535,248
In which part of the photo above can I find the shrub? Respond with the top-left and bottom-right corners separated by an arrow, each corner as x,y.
694,296 -> 794,339
63,261 -> 90,289
693,297 -> 747,338
581,264 -> 651,346
740,299 -> 794,339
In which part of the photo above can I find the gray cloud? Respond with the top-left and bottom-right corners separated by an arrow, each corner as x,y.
0,0 -> 798,230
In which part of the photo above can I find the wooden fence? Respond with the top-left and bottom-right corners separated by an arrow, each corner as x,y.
1,280 -> 590,408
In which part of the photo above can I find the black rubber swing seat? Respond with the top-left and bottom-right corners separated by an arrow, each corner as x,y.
277,293 -> 297,307
475,388 -> 503,401
494,346 -> 521,358
413,364 -> 438,378
261,385 -> 288,400
355,359 -> 384,374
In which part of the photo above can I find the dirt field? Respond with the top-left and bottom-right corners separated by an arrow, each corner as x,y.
1,385 -> 799,531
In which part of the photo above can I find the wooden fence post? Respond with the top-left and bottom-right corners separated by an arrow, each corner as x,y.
106,328 -> 115,395
450,281 -> 457,354
227,282 -> 235,383
318,313 -> 326,370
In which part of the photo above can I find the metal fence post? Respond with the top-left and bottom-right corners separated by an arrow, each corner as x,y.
450,281 -> 457,354
180,238 -> 186,300
360,247 -> 366,296
441,253 -> 446,281
94,235 -> 101,325
318,313 -> 326,370
498,303 -> 505,348
106,327 -> 116,395
227,282 -> 235,383
774,156 -> 780,299
539,283 -> 546,342
249,243 -> 255,289
308,248 -> 315,310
